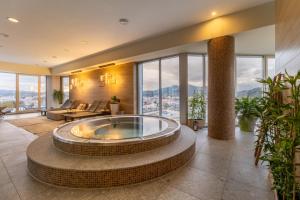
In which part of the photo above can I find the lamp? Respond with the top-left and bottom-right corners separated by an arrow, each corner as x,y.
99,73 -> 116,87
70,78 -> 82,90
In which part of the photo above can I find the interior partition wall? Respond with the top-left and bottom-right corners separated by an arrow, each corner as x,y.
0,72 -> 47,113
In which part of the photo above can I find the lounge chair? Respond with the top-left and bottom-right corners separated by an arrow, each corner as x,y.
0,107 -> 10,118
46,100 -> 85,121
63,100 -> 110,121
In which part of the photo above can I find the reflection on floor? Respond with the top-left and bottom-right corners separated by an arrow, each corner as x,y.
0,116 -> 273,200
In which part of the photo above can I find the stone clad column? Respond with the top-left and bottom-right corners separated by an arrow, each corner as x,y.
208,36 -> 235,140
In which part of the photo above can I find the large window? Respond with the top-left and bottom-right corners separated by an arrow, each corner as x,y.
140,57 -> 180,120
40,76 -> 47,109
62,77 -> 70,102
188,55 -> 204,97
187,55 -> 207,120
0,72 -> 46,112
0,72 -> 16,112
138,54 -> 274,122
141,60 -> 160,116
236,56 -> 264,97
161,57 -> 180,120
19,75 -> 39,111
267,57 -> 276,78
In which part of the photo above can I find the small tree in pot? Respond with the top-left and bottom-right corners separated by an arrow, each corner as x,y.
235,96 -> 260,132
188,92 -> 206,131
110,96 -> 120,115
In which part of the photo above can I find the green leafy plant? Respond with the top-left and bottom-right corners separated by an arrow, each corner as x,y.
255,71 -> 300,200
189,92 -> 206,120
53,90 -> 64,104
110,96 -> 120,104
235,96 -> 260,118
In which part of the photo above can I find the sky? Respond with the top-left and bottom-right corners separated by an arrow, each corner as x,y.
0,73 -> 46,92
142,55 -> 275,92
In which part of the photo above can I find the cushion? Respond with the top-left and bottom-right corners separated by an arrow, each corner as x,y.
61,99 -> 72,109
88,101 -> 100,112
70,100 -> 81,109
76,103 -> 86,110
95,100 -> 108,113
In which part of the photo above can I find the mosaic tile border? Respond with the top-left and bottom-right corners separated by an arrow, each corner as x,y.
27,142 -> 195,188
53,130 -> 180,156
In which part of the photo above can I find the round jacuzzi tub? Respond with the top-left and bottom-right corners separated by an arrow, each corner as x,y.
53,115 -> 181,155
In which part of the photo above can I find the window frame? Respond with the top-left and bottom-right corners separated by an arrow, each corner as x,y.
0,72 -> 47,113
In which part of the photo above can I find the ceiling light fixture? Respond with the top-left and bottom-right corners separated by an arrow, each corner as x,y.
52,56 -> 57,59
7,17 -> 19,23
98,63 -> 115,69
71,70 -> 82,74
211,11 -> 217,17
119,18 -> 129,25
80,41 -> 88,45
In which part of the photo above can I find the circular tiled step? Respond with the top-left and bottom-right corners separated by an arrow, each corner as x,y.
27,126 -> 196,188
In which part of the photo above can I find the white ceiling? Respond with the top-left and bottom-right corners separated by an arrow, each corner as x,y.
0,0 -> 273,67
105,25 -> 275,67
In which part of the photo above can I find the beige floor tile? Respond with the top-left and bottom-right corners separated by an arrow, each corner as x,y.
189,152 -> 231,178
222,180 -> 274,200
0,182 -> 21,200
157,186 -> 200,200
163,167 -> 225,200
0,160 -> 11,187
227,160 -> 270,190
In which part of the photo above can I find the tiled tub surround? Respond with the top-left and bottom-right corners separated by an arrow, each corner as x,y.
52,115 -> 181,156
27,127 -> 196,188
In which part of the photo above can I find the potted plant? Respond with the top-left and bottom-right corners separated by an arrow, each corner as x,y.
188,92 -> 206,131
235,96 -> 260,132
53,90 -> 64,105
110,96 -> 120,115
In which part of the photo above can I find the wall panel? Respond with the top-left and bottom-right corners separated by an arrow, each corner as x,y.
69,63 -> 135,114
276,0 -> 300,74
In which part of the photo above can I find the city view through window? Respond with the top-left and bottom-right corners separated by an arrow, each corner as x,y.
140,55 -> 276,121
0,72 -> 46,112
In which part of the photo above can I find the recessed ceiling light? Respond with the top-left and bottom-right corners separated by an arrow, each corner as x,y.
52,56 -> 57,59
119,18 -> 129,25
0,33 -> 9,38
7,17 -> 19,23
64,48 -> 70,52
211,11 -> 217,16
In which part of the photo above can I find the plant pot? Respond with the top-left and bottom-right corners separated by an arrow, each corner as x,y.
110,103 -> 119,115
238,115 -> 257,132
187,119 -> 205,131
